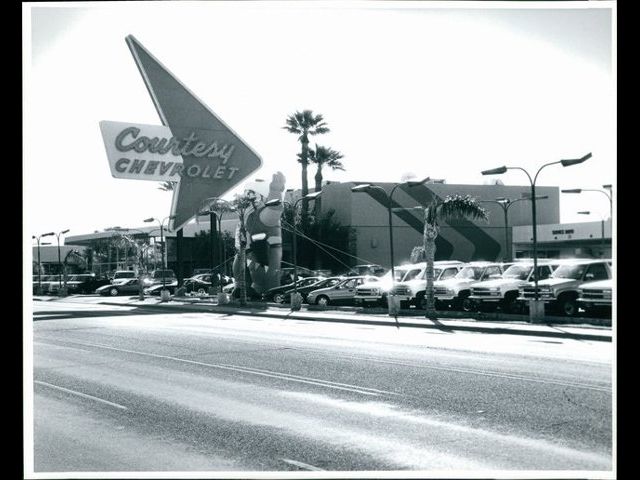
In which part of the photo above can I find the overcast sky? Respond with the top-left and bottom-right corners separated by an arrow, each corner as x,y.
24,1 -> 615,243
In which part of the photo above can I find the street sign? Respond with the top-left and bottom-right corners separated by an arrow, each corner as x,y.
100,35 -> 263,231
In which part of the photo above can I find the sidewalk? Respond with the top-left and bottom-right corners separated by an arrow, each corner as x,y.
35,295 -> 612,343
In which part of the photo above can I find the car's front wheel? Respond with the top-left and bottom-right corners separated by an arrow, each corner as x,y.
273,293 -> 285,304
316,295 -> 330,307
109,287 -> 119,296
197,287 -> 207,295
558,296 -> 578,317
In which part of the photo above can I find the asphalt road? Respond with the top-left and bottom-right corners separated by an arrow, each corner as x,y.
30,300 -> 613,474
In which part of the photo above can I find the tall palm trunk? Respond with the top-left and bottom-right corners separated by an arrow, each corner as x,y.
300,136 -> 310,223
423,220 -> 439,319
314,164 -> 323,214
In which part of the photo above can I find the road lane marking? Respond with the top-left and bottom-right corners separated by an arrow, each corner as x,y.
34,380 -> 128,410
34,341 -> 90,353
305,352 -> 611,393
42,339 -> 393,397
280,458 -> 324,471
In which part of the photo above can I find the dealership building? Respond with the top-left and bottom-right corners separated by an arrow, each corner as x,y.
47,179 -> 611,279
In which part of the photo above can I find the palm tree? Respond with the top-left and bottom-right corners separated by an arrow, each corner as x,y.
158,181 -> 176,191
308,144 -> 344,213
230,191 -> 256,305
283,110 -> 330,221
422,195 -> 488,319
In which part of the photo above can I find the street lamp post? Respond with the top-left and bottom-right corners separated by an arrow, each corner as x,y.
267,191 -> 321,311
479,196 -> 548,261
482,152 -> 591,322
144,216 -> 175,301
55,229 -> 70,295
561,186 -> 613,219
578,211 -> 607,256
351,178 -> 430,308
32,232 -> 54,295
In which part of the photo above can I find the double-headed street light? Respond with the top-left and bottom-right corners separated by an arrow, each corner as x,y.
266,191 -> 322,310
481,153 -> 591,320
143,215 -> 175,300
479,196 -> 548,261
351,178 -> 430,294
561,185 -> 613,219
32,232 -> 55,295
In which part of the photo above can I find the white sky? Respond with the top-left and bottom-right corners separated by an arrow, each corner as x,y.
23,1 -> 615,242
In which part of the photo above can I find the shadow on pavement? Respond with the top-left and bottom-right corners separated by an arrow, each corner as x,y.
32,306 -> 197,321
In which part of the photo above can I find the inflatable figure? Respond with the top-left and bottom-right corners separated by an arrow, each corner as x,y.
232,172 -> 286,295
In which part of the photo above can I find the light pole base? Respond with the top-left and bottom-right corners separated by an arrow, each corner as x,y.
528,300 -> 546,323
387,295 -> 401,316
290,293 -> 303,311
160,289 -> 171,302
217,292 -> 230,305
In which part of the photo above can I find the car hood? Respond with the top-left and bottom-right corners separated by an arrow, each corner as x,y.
471,278 -> 522,288
435,278 -> 476,288
533,278 -> 579,287
580,279 -> 612,290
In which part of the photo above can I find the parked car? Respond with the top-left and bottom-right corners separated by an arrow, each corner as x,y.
112,270 -> 138,282
34,275 -> 60,295
307,275 -> 380,306
183,273 -> 213,294
142,269 -> 177,287
577,279 -> 612,317
468,260 -> 558,313
432,261 -> 512,311
65,274 -> 111,294
282,276 -> 345,304
96,278 -> 143,296
354,263 -> 425,307
518,259 -> 612,316
263,276 -> 326,303
387,261 -> 465,309
144,280 -> 179,296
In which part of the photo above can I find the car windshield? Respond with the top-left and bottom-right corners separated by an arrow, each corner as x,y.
502,265 -> 532,280
455,267 -> 483,280
552,264 -> 587,280
417,268 -> 443,280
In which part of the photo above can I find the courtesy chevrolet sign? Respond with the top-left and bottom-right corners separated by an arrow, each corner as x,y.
99,35 -> 262,231
100,121 -> 240,182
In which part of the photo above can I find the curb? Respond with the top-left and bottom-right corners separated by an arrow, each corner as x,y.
97,300 -> 612,342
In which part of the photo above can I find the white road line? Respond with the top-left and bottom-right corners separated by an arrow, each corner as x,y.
280,458 -> 324,471
34,341 -> 90,353
325,353 -> 611,393
34,380 -> 128,410
44,339 -> 388,397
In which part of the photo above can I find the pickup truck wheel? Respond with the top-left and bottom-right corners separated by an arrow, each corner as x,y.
559,297 -> 578,317
461,296 -> 476,312
416,292 -> 426,310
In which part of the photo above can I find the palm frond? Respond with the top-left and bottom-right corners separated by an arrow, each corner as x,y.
428,195 -> 488,225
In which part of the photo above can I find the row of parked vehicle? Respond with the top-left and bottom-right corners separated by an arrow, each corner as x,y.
258,258 -> 612,317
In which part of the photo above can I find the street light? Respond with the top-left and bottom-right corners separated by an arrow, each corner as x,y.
55,229 -> 70,295
561,186 -> 612,219
481,153 -> 591,321
32,232 -> 55,295
578,211 -> 607,256
144,215 -> 175,301
479,197 -> 548,261
268,191 -> 321,310
351,178 -> 430,295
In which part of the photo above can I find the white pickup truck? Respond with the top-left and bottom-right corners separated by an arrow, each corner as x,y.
468,260 -> 558,313
354,263 -> 424,307
518,259 -> 612,316
390,261 -> 465,309
577,278 -> 613,317
431,261 -> 512,311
